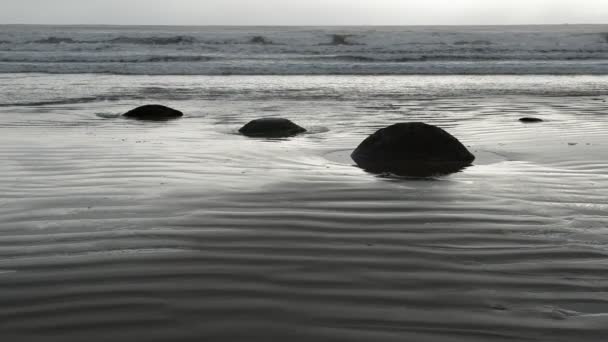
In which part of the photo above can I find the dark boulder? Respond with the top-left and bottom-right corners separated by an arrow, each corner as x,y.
239,118 -> 307,138
123,105 -> 183,121
519,117 -> 543,123
351,122 -> 475,177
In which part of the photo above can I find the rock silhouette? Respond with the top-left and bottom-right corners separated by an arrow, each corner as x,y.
519,117 -> 543,123
351,122 -> 475,177
239,118 -> 307,138
123,105 -> 183,121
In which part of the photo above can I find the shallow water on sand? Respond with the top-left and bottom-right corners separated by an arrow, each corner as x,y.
0,75 -> 607,341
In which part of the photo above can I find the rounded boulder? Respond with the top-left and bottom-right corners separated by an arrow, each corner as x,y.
351,122 -> 475,176
123,105 -> 183,121
239,118 -> 307,138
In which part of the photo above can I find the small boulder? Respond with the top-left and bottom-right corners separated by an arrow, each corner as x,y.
123,105 -> 183,121
351,122 -> 475,177
519,117 -> 543,123
239,118 -> 307,138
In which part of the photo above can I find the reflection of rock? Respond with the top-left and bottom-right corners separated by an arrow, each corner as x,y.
351,122 -> 475,177
123,105 -> 183,121
519,117 -> 543,123
239,118 -> 307,138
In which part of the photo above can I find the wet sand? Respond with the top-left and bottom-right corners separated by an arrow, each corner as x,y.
0,75 -> 607,341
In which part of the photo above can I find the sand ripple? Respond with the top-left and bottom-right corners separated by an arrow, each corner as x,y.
0,75 -> 607,341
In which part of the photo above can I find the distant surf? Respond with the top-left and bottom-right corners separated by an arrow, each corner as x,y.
0,25 -> 607,75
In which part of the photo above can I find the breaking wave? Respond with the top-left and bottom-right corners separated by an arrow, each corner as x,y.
249,35 -> 276,45
320,34 -> 363,46
453,40 -> 493,45
1,25 -> 607,75
26,35 -> 198,45
0,55 -> 215,63
107,35 -> 196,45
32,37 -> 78,44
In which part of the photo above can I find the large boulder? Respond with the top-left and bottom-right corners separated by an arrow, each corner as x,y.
123,105 -> 183,121
239,118 -> 307,138
351,122 -> 475,176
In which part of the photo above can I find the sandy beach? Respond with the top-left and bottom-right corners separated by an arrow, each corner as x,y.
0,73 -> 607,341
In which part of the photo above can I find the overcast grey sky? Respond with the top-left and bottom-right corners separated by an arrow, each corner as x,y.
1,0 -> 607,25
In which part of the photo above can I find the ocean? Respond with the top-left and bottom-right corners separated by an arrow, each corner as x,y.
1,25 -> 608,342
1,25 -> 608,75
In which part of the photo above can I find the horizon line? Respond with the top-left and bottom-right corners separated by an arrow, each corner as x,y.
1,23 -> 607,27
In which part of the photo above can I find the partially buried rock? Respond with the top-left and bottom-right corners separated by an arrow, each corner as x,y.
239,118 -> 307,138
519,117 -> 543,123
351,122 -> 475,177
123,105 -> 183,121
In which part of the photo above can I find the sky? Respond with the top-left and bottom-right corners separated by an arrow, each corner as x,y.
1,0 -> 607,26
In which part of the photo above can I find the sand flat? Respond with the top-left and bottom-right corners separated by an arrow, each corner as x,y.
0,75 -> 607,341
